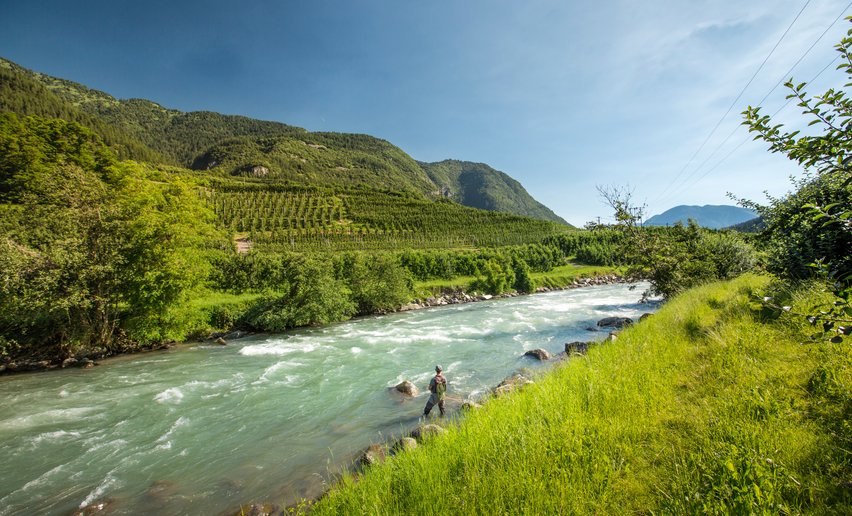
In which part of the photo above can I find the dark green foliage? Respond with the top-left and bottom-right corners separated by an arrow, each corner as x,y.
421,160 -> 569,223
241,256 -> 355,331
0,59 -> 166,163
544,230 -> 625,266
741,20 -> 852,283
739,174 -> 851,281
395,244 -> 562,282
470,258 -> 516,295
627,222 -> 755,299
0,114 -> 217,358
727,216 -> 765,233
193,133 -> 436,194
345,254 -> 414,314
208,252 -> 293,293
511,257 -> 535,294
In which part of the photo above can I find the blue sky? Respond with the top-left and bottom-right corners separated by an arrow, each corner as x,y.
1,0 -> 848,225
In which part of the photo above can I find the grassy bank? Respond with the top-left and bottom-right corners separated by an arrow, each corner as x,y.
415,263 -> 620,295
310,274 -> 851,514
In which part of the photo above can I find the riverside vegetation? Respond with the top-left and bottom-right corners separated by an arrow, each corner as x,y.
0,21 -> 850,514
0,72 -> 754,367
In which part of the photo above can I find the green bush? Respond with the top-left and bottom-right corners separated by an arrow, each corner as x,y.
347,254 -> 413,314
241,256 -> 355,331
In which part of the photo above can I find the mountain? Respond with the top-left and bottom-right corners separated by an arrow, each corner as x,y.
0,57 -> 567,223
645,205 -> 757,229
420,160 -> 567,224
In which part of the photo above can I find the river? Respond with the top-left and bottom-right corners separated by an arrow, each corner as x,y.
0,282 -> 653,515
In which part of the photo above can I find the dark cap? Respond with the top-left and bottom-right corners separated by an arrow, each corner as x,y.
435,365 -> 442,372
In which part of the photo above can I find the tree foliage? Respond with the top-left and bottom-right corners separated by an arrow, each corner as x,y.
241,256 -> 355,331
742,18 -> 852,342
345,254 -> 414,314
597,185 -> 755,299
0,114 -> 217,358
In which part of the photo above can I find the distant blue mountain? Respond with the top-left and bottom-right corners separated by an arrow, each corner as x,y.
645,205 -> 757,229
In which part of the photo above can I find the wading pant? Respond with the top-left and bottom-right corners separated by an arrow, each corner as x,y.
424,393 -> 445,416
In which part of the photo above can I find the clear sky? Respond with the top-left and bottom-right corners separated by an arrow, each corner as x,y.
1,0 -> 848,226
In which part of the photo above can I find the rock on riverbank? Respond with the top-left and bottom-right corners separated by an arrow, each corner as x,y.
399,274 -> 632,312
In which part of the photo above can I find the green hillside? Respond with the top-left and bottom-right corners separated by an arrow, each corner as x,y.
0,59 -> 165,162
421,159 -> 567,223
0,57 -> 568,223
191,132 -> 436,194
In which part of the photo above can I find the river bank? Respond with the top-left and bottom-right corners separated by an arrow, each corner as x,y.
0,272 -> 632,376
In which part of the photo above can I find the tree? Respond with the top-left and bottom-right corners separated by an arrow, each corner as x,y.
511,257 -> 535,294
348,254 -> 413,314
597,185 -> 754,299
471,258 -> 515,295
242,256 -> 355,331
0,114 -> 218,359
742,17 -> 852,342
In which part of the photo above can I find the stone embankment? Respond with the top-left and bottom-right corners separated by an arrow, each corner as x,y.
398,274 -> 631,312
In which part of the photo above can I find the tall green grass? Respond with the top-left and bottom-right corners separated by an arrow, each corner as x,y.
309,274 -> 851,514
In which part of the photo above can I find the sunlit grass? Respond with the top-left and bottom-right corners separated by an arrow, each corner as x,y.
309,274 -> 852,514
414,263 -> 620,295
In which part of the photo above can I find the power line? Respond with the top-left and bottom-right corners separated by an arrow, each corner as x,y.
653,0 -> 812,202
658,1 -> 851,204
683,53 -> 842,187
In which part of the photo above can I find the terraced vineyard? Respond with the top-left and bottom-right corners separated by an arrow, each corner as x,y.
204,183 -> 571,251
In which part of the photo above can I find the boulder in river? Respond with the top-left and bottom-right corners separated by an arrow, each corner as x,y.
61,357 -> 79,368
223,330 -> 249,340
410,424 -> 446,442
394,380 -> 419,396
72,498 -> 117,515
597,316 -> 633,329
564,341 -> 590,355
215,337 -> 227,346
145,480 -> 178,502
523,348 -> 551,361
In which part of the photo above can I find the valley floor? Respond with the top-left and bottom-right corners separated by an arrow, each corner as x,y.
308,274 -> 852,514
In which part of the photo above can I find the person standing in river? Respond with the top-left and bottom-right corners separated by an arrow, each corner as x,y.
424,365 -> 447,417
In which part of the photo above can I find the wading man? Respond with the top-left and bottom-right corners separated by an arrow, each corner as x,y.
424,365 -> 447,417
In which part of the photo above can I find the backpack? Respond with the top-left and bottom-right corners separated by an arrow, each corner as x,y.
435,375 -> 447,396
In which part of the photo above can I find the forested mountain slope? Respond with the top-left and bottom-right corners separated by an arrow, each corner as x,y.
0,57 -> 567,222
420,160 -> 567,224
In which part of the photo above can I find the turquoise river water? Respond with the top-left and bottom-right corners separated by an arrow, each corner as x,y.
0,282 -> 653,515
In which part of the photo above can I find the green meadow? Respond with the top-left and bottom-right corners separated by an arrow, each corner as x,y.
310,274 -> 851,514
